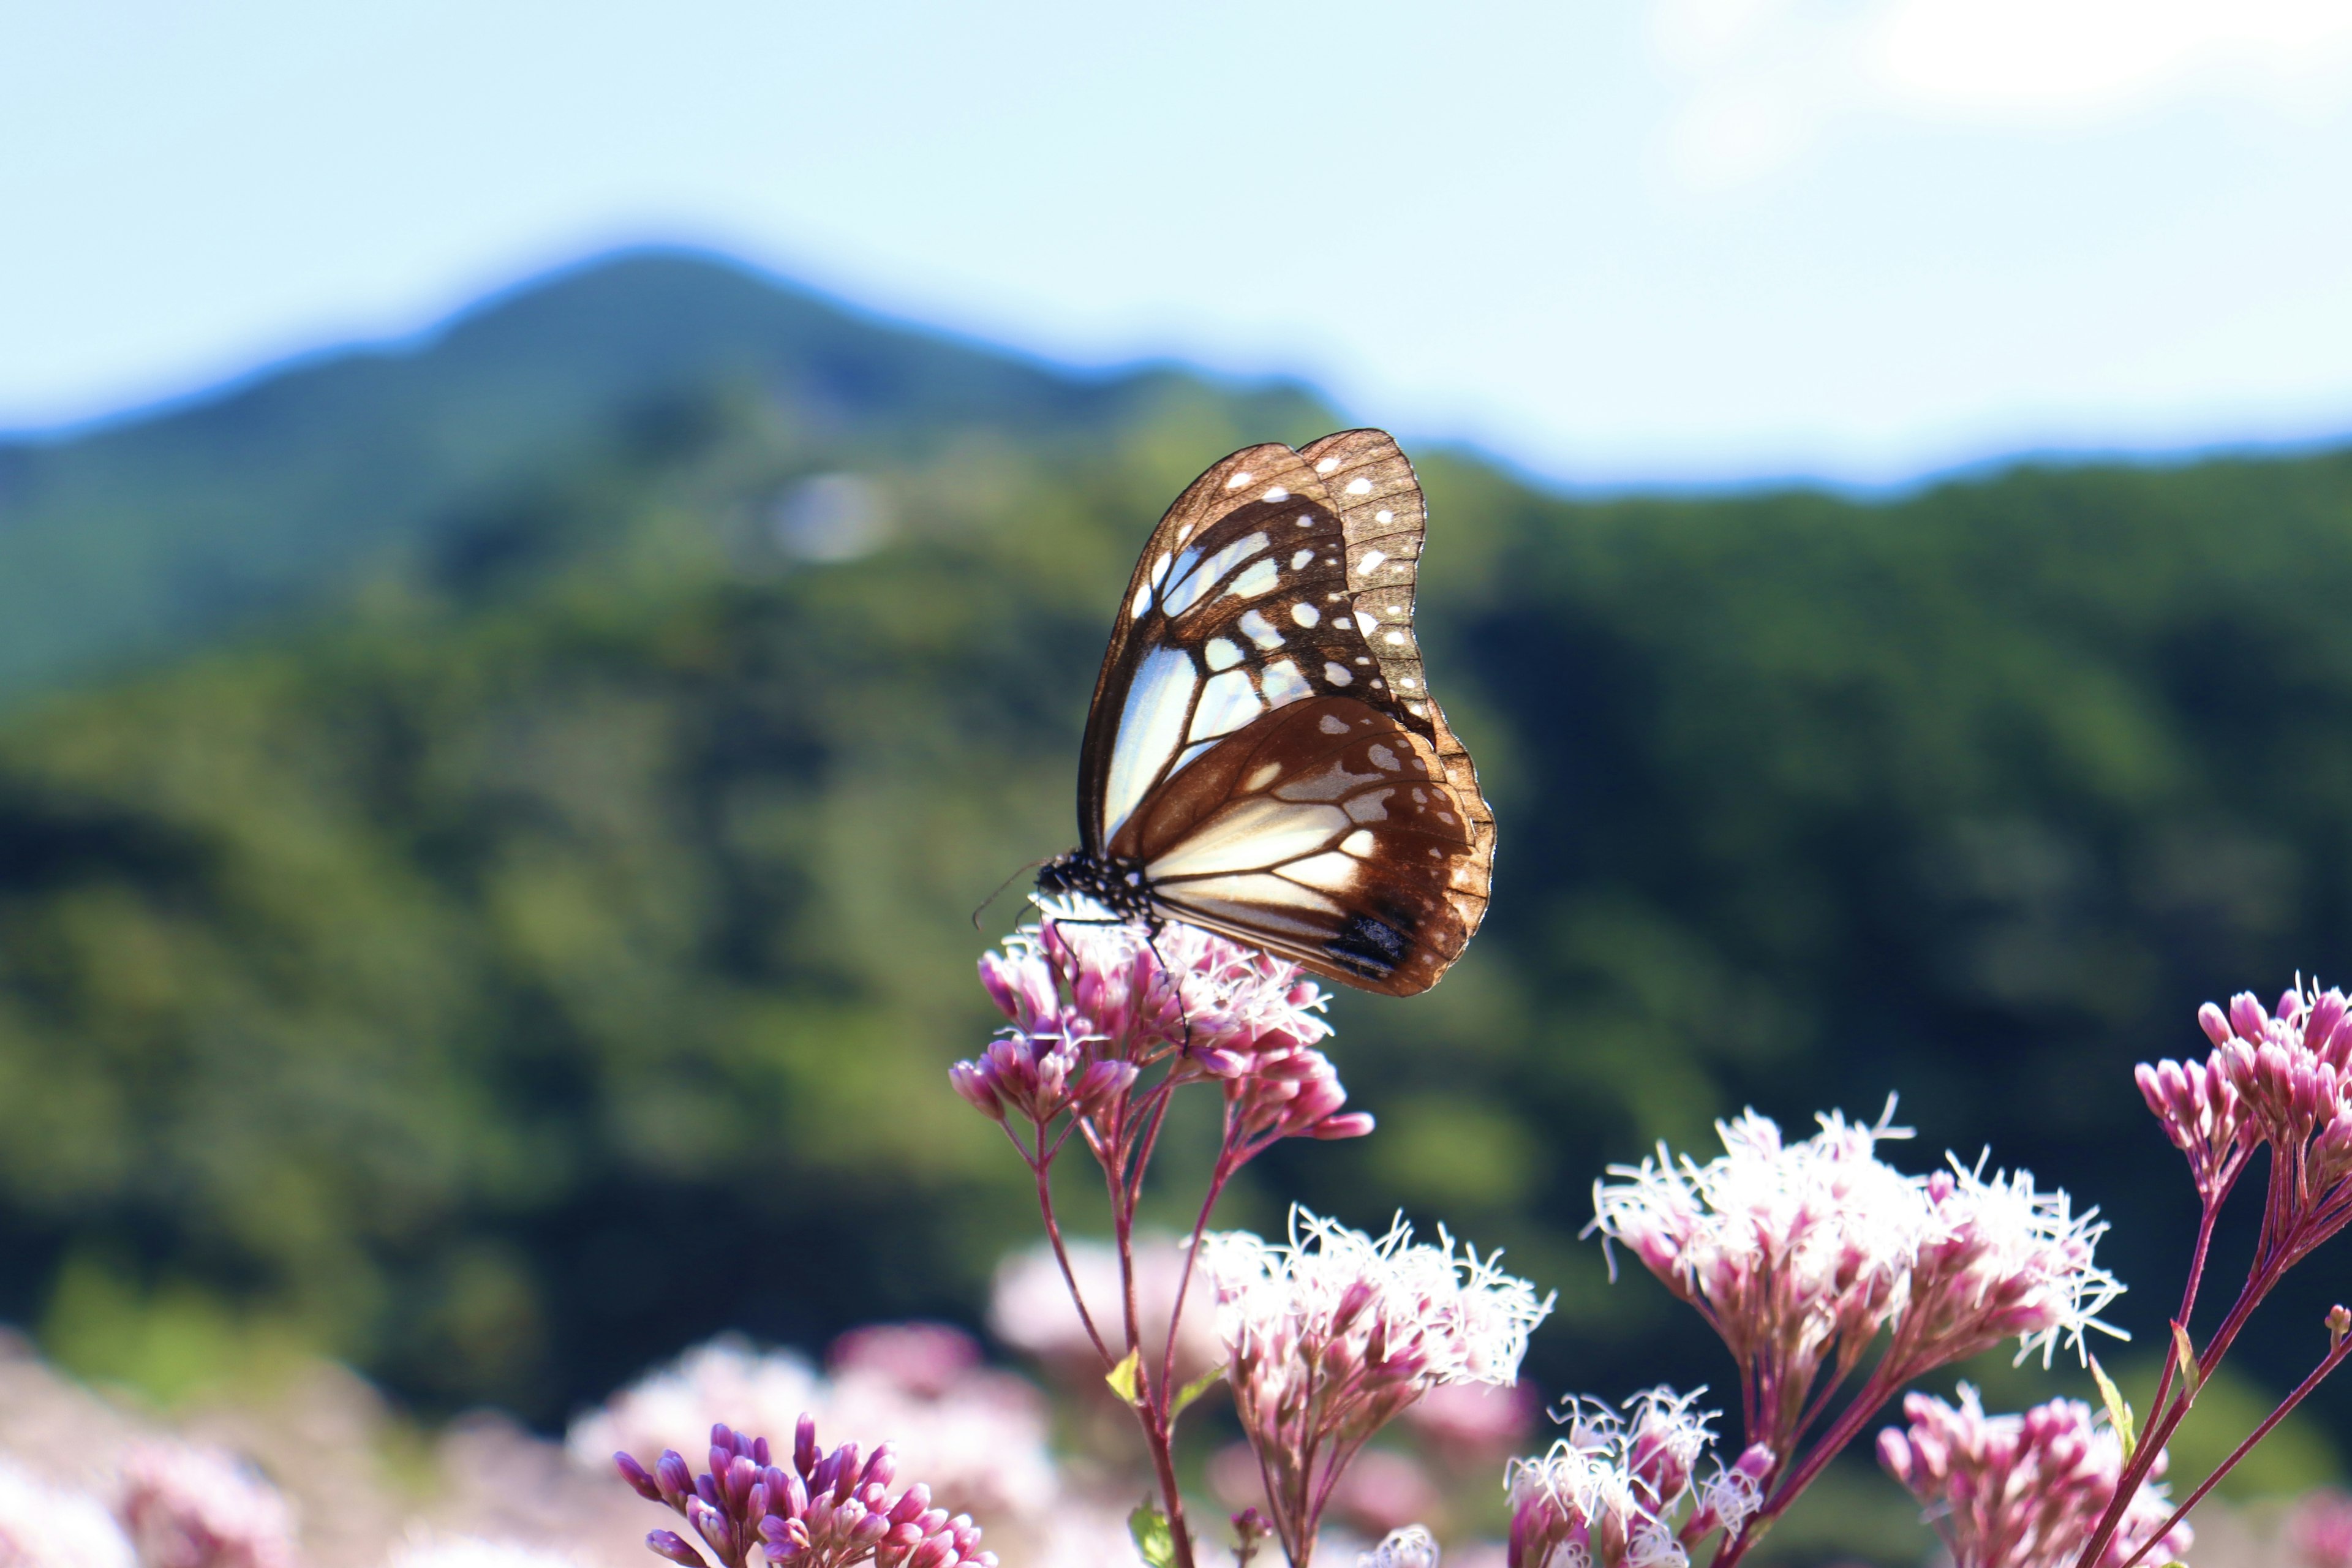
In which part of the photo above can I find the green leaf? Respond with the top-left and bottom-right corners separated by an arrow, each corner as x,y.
2089,1354 -> 2136,1461
1128,1501 -> 1177,1568
1170,1362 -> 1229,1422
2171,1321 -> 2203,1404
1105,1348 -> 1143,1406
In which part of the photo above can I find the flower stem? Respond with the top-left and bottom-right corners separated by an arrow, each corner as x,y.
2109,1330 -> 2352,1568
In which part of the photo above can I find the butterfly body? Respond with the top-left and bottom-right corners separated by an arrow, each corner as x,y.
1042,431 -> 1494,996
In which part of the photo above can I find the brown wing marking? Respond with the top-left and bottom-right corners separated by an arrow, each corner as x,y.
1298,429 -> 1495,953
1117,695 -> 1483,997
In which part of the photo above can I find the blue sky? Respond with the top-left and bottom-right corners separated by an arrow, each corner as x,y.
7,0 -> 2352,485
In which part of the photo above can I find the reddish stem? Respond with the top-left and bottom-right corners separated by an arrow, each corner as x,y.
2111,1330 -> 2352,1568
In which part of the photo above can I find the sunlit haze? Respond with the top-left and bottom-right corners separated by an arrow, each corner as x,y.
8,0 -> 2352,484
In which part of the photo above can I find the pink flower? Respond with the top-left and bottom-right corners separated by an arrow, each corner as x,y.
116,1441 -> 298,1568
2288,1488 -> 2352,1568
573,1336 -> 1057,1532
826,1325 -> 982,1401
1884,1158 -> 2124,1378
1589,1104 -> 2121,1457
1877,1385 -> 2188,1568
1504,1389 -> 1770,1568
614,1418 -> 997,1568
2154,982 -> 2352,1268
959,912 -> 1370,1160
1329,1450 -> 1443,1538
1201,1209 -> 1553,1566
1587,1105 -> 1925,1453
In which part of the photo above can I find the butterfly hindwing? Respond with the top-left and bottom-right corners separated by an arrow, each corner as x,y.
1301,430 -> 1495,941
1066,431 -> 1495,995
1121,696 -> 1482,995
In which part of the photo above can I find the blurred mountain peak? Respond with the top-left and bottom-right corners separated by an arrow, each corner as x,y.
0,247 -> 1324,710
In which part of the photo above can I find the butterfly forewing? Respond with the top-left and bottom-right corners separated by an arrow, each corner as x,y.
1066,430 -> 1496,995
1080,443 -> 1365,852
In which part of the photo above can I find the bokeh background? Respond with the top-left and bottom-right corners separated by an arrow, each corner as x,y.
11,1 -> 2352,1561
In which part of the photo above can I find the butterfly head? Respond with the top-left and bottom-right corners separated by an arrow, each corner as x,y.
1035,849 -> 1156,927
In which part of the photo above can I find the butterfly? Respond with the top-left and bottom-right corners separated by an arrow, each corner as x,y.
1036,429 -> 1494,996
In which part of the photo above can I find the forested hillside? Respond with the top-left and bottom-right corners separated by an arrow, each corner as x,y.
3,252 -> 2351,1493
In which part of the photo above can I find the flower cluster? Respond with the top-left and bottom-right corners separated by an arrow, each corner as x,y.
1503,1389 -> 1770,1568
2142,982 -> 2352,1265
1877,1385 -> 2189,1568
952,913 -> 1364,1143
1588,1104 -> 2119,1460
117,1441 -> 299,1568
614,1418 -> 994,1568
1200,1208 -> 1553,1564
573,1334 -> 1056,1532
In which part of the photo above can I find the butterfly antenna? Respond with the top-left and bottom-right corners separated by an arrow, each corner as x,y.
972,858 -> 1051,930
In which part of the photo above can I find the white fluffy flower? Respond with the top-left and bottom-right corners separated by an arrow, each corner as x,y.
0,1460 -> 134,1568
1200,1208 -> 1553,1564
1360,1525 -> 1441,1568
1507,1389 -> 1766,1568
1201,1208 -> 1552,1397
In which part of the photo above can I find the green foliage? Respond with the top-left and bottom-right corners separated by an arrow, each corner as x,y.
3,252 -> 2352,1486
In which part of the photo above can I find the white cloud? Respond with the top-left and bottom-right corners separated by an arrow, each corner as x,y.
1654,0 -> 2352,186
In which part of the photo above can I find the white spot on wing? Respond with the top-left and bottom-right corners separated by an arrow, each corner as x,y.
1346,478 -> 1373,496
1386,631 -> 1406,646
1359,549 -> 1387,575
1291,549 -> 1314,570
1261,658 -> 1311,707
1131,582 -> 1152,619
1262,486 -> 1289,503
1245,761 -> 1283,790
1227,470 -> 1253,489
1315,457 -> 1340,475
1164,532 -> 1269,617
1238,608 -> 1284,650
1297,515 -> 1316,527
1148,797 -> 1350,878
1221,557 -> 1280,602
1102,645 -> 1197,843
1355,611 -> 1381,638
1319,714 -> 1349,736
1156,880 -> 1341,929
1368,744 -> 1400,771
1291,602 -> 1320,628
1347,789 -> 1393,823
1282,851 -> 1360,894
1374,510 -> 1393,524
1324,662 -> 1352,685
1205,637 -> 1243,671
1189,667 -> 1264,742
1340,829 -> 1376,856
